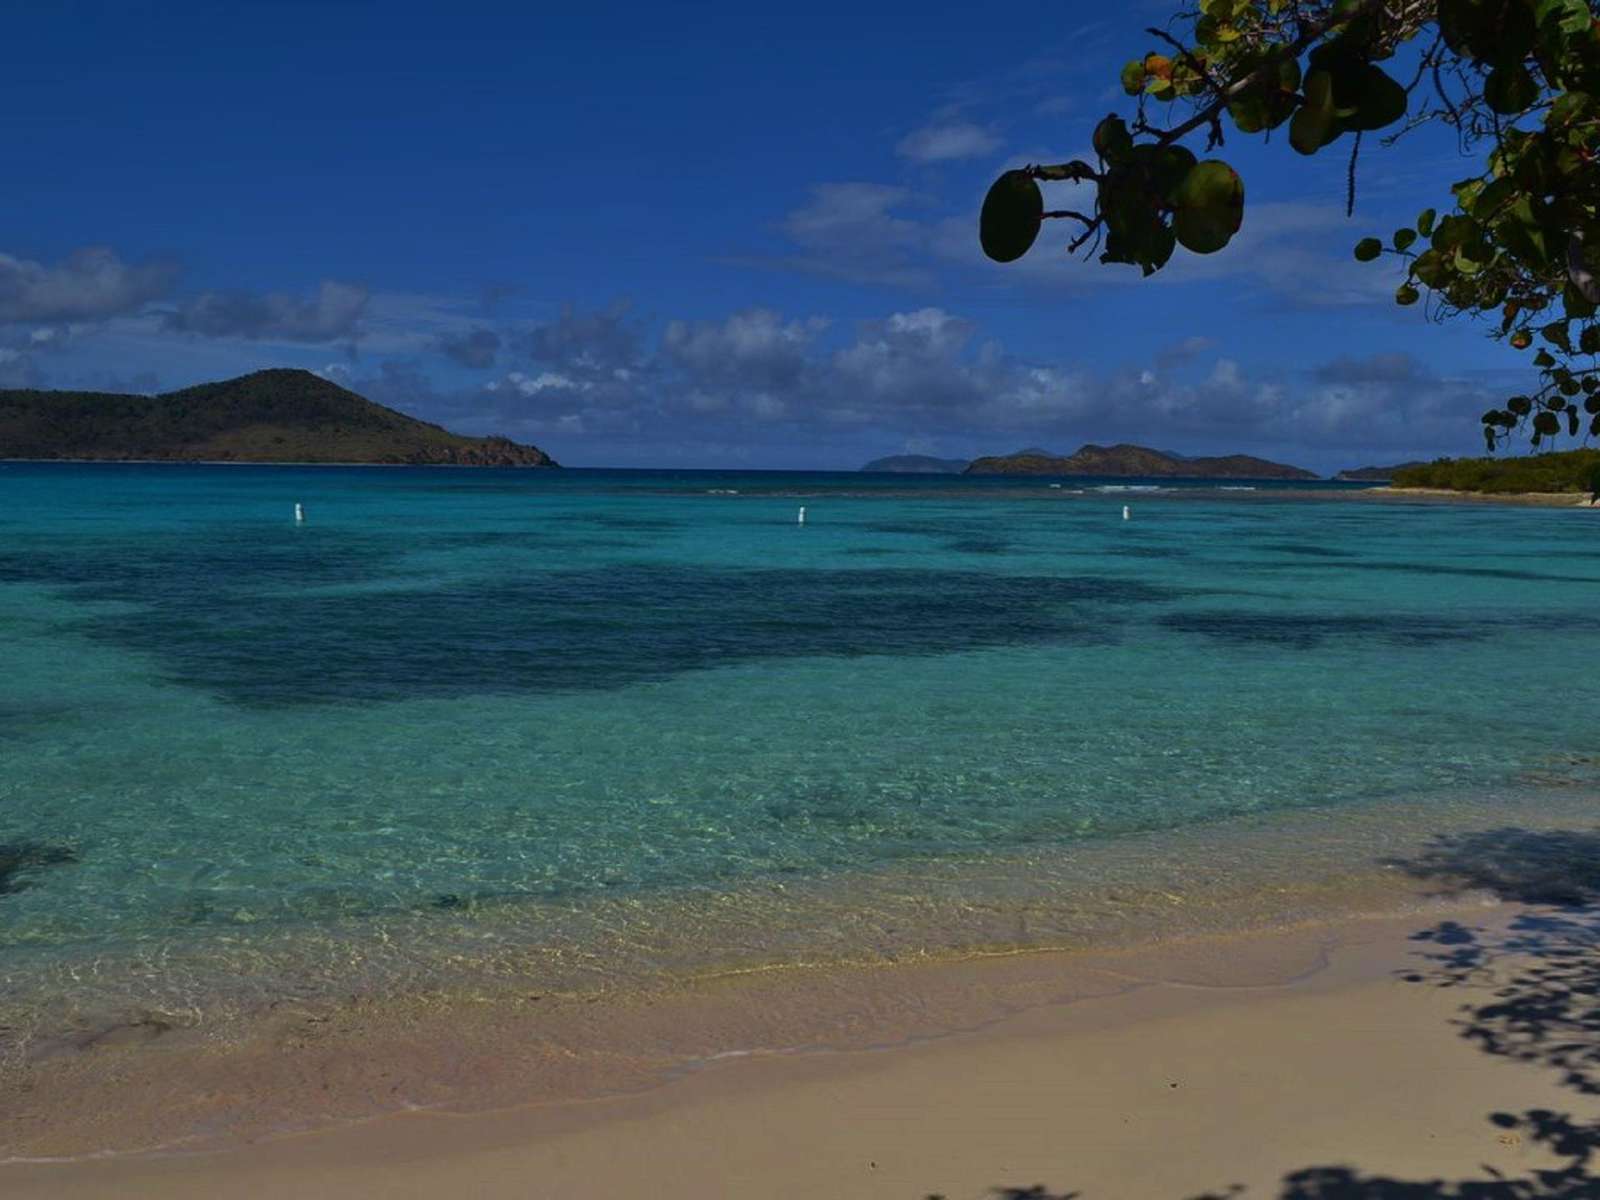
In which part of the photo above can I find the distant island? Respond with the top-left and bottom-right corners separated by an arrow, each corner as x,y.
1334,462 -> 1427,482
0,369 -> 558,467
860,454 -> 970,474
964,443 -> 1318,480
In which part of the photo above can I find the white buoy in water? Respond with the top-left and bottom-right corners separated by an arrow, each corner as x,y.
797,506 -> 807,526
1122,505 -> 1130,521
294,502 -> 305,524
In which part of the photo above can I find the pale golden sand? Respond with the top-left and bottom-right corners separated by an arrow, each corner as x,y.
6,900 -> 1597,1199
1359,486 -> 1600,507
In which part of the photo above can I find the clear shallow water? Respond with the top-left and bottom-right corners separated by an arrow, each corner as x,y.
1,464 -> 1598,1035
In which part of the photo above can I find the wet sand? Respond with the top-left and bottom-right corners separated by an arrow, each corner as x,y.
6,900 -> 1596,1199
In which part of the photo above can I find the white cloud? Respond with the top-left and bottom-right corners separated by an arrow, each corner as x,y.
896,121 -> 1002,163
488,370 -> 590,396
0,247 -> 177,323
166,280 -> 370,343
762,184 -> 933,286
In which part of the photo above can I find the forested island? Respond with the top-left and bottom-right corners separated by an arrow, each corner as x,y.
0,369 -> 558,466
964,443 -> 1317,480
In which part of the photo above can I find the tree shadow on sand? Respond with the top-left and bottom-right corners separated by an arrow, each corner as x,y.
936,828 -> 1600,1200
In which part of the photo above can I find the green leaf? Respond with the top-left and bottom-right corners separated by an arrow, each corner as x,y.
1121,59 -> 1146,95
979,171 -> 1044,263
1543,320 -> 1574,352
1347,65 -> 1408,131
1439,0 -> 1534,60
1169,160 -> 1245,254
1410,249 -> 1449,288
1436,0 -> 1480,55
1354,237 -> 1383,261
1288,107 -> 1320,155
1431,214 -> 1476,254
1228,92 -> 1270,134
1471,176 -> 1517,220
1288,67 -> 1351,154
1536,0 -> 1591,37
1564,283 -> 1598,320
1092,116 -> 1133,162
1393,228 -> 1417,252
1131,143 -> 1197,201
1416,208 -> 1437,237
1099,219 -> 1176,276
1396,283 -> 1421,306
1484,65 -> 1539,115
1499,197 -> 1551,265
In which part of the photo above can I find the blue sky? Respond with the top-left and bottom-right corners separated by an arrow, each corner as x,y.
0,0 -> 1529,471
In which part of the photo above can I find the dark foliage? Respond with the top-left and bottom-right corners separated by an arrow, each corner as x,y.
1392,451 -> 1600,496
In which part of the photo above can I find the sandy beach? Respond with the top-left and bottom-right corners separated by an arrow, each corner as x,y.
1357,486 -> 1599,507
5,897 -> 1597,1200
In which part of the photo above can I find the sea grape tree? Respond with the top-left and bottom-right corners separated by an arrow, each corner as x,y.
979,0 -> 1600,450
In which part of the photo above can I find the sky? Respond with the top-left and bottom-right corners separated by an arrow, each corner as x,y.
0,0 -> 1534,472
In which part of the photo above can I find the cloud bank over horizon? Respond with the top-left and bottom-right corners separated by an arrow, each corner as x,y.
316,300 -> 1492,472
0,235 -> 1500,473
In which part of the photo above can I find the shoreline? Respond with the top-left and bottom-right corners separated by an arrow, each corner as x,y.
1355,485 -> 1599,508
3,783 -> 1599,1164
4,898 -> 1590,1198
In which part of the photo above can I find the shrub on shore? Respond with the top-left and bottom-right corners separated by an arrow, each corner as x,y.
1392,448 -> 1600,494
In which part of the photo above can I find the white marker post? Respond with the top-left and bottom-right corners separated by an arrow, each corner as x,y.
1122,505 -> 1130,521
294,502 -> 305,524
797,506 -> 807,526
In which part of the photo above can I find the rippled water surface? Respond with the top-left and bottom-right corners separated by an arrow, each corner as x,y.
2,464 -> 1597,1030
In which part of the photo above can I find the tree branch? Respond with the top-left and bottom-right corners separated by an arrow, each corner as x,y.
1147,0 -> 1391,150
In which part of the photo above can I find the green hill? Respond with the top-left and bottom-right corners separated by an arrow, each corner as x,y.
0,369 -> 558,466
1392,449 -> 1600,494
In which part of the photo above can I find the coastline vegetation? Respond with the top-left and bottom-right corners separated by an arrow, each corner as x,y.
1391,447 -> 1600,493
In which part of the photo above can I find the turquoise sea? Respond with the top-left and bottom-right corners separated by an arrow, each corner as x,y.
2,463 -> 1598,1046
